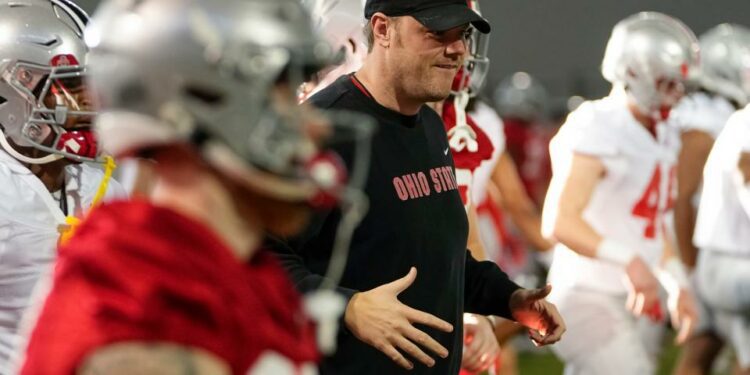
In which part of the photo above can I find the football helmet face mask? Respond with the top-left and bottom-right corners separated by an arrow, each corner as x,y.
0,0 -> 100,164
601,12 -> 699,120
698,24 -> 750,107
451,0 -> 489,97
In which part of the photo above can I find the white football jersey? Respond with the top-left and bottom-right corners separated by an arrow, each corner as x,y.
672,92 -> 735,139
470,100 -> 506,205
694,105 -> 750,256
0,151 -> 126,369
543,93 -> 681,294
665,92 -> 736,235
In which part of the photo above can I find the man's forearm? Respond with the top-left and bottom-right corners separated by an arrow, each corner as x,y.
463,250 -> 521,319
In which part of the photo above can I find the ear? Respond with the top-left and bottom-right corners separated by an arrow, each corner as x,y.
370,13 -> 391,48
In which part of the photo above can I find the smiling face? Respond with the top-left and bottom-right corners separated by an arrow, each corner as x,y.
387,16 -> 471,103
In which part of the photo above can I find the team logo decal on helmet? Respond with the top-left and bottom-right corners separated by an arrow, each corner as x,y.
0,0 -> 101,164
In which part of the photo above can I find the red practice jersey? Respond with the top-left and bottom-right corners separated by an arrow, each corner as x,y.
502,117 -> 553,206
21,200 -> 318,375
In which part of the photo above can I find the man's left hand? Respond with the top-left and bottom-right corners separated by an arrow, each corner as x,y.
461,314 -> 500,373
509,285 -> 566,346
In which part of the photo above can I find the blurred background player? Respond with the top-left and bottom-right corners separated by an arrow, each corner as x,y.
493,72 -> 554,207
470,72 -> 556,375
298,0 -> 368,102
542,12 -> 699,374
0,0 -> 125,371
691,87 -> 750,375
18,0 -> 375,373
477,72 -> 555,277
671,23 -> 750,375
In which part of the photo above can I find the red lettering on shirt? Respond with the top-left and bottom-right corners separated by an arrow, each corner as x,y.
416,172 -> 431,197
430,169 -> 443,193
393,177 -> 409,201
403,174 -> 421,199
393,167 -> 458,201
442,167 -> 455,190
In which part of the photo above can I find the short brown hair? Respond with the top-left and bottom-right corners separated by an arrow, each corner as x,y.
364,22 -> 374,52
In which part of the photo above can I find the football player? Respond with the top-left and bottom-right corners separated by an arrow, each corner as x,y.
690,30 -> 750,374
493,72 -> 553,207
0,0 -> 125,371
541,12 -> 699,374
469,87 -> 555,375
672,23 -> 750,375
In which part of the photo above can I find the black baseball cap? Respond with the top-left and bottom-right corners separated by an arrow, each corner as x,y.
364,0 -> 491,34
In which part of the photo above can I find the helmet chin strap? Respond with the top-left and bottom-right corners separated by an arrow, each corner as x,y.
447,90 -> 478,153
0,131 -> 64,165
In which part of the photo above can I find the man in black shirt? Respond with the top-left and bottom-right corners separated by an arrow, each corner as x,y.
272,0 -> 566,373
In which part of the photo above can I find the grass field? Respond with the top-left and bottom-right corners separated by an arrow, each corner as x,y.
516,345 -> 679,375
516,333 -> 734,375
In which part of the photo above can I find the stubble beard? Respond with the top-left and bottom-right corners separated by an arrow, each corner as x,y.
394,62 -> 455,105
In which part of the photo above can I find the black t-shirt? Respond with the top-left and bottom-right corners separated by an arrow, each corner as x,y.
270,75 -> 521,375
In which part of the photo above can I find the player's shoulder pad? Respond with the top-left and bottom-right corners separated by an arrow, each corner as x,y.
672,92 -> 735,135
72,163 -> 128,202
559,98 -> 621,157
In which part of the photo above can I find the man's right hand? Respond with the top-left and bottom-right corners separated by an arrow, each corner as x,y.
624,257 -> 662,321
344,267 -> 454,370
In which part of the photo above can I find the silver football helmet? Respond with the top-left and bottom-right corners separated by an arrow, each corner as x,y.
0,0 -> 100,164
698,24 -> 750,106
86,0 -> 372,204
493,71 -> 549,121
601,12 -> 699,119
